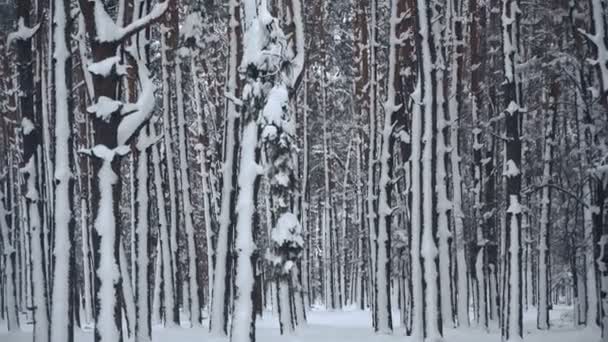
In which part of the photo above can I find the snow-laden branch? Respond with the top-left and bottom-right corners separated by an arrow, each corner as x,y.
88,56 -> 128,77
578,0 -> 608,99
79,144 -> 130,161
93,0 -> 168,43
136,131 -> 162,151
6,17 -> 40,47
87,96 -> 123,122
116,50 -> 157,145
289,0 -> 305,90
21,117 -> 35,135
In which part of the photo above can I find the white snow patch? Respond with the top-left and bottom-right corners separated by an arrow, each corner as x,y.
7,17 -> 40,46
87,96 -> 122,122
21,117 -> 35,135
88,56 -> 127,77
271,213 -> 303,248
504,159 -> 520,177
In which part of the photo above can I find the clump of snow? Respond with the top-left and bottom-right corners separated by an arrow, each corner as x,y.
505,100 -> 520,115
93,0 -> 168,43
20,157 -> 39,201
7,17 -> 40,46
271,213 -> 303,248
262,85 -> 291,133
87,96 -> 123,122
507,195 -> 522,214
504,159 -> 520,177
117,53 -> 156,145
80,144 -> 130,161
241,2 -> 285,74
88,56 -> 127,77
182,12 -> 202,42
262,125 -> 278,140
21,117 -> 35,135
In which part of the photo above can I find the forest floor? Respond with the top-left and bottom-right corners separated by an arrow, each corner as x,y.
0,305 -> 598,342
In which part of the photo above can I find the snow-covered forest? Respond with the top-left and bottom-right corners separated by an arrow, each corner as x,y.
0,0 -> 607,341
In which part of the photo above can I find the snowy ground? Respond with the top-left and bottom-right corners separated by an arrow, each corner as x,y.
0,305 -> 598,342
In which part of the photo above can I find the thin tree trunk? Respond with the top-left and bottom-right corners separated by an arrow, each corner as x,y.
50,0 -> 75,340
500,0 -> 524,339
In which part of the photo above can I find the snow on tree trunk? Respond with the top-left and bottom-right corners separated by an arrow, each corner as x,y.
582,0 -> 608,105
537,77 -> 558,330
174,49 -> 202,328
340,140 -> 352,311
50,0 -> 76,340
448,0 -> 469,328
160,1 -> 181,320
435,2 -> 453,327
264,84 -> 303,334
500,0 -> 524,340
10,0 -> 49,340
133,125 -> 155,342
300,73 -> 311,313
0,189 -> 19,331
154,127 -> 178,322
367,0 -> 379,321
77,1 -> 167,341
90,147 -> 128,342
230,2 -> 265,342
210,0 -> 242,335
414,0 -> 444,340
230,113 -> 260,342
151,240 -> 162,325
409,48 -> 424,342
373,0 -> 412,332
352,0 -> 372,314
581,0 -> 608,335
267,0 -> 306,331
150,117 -> 177,326
186,24 -> 216,310
81,195 -> 94,325
320,69 -> 333,310
469,0 -> 488,327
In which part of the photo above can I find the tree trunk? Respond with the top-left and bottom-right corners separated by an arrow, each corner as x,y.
50,0 -> 76,340
500,0 -> 524,339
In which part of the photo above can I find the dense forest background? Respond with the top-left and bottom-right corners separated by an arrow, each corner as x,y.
0,0 -> 608,342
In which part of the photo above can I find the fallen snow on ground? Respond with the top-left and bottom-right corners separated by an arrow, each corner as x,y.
0,305 -> 599,342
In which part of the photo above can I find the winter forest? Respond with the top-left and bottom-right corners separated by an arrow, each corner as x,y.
0,0 -> 608,341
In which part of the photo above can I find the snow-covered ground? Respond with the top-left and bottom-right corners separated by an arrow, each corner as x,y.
0,305 -> 598,342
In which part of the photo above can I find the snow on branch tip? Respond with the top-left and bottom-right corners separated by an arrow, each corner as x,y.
93,0 -> 169,43
79,145 -> 130,161
6,17 -> 40,47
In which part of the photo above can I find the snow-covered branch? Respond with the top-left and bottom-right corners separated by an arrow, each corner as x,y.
79,144 -> 130,161
6,17 -> 40,47
117,51 -> 157,145
93,0 -> 168,43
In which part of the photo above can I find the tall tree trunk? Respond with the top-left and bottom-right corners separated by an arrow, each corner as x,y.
500,0 -> 524,339
133,125 -> 154,342
448,0 -> 468,328
10,1 -> 49,340
175,41 -> 202,329
210,0 -> 242,335
0,188 -> 19,331
50,0 -> 75,340
160,0 -> 181,321
469,0 -> 488,328
537,77 -> 558,330
413,0 -> 444,340
77,1 -> 167,341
